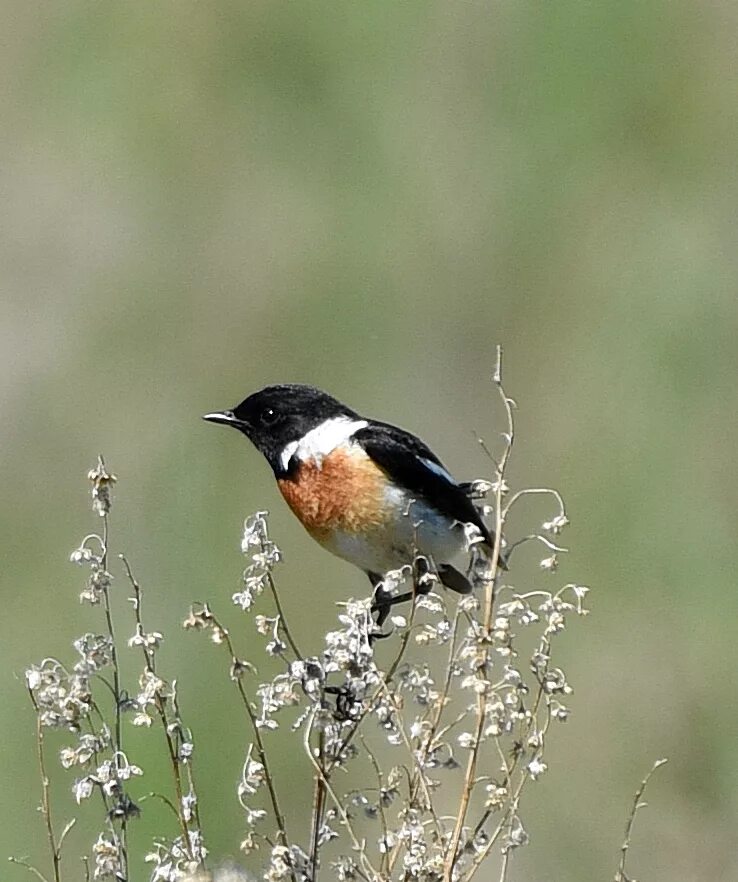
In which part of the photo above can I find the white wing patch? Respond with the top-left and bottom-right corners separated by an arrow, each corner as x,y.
279,417 -> 369,472
419,456 -> 456,484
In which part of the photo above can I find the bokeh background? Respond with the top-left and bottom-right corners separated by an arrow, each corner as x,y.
3,1 -> 737,879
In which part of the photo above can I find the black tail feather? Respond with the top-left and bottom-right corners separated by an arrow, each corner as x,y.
437,563 -> 473,595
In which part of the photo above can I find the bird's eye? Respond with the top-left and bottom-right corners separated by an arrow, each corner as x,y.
260,407 -> 279,425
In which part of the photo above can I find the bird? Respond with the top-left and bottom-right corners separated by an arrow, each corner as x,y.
203,384 -> 504,626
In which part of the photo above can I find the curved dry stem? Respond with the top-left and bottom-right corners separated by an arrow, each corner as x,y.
502,487 -> 567,521
506,533 -> 569,556
140,791 -> 181,821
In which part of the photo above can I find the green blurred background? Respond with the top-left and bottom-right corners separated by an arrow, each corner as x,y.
3,1 -> 737,879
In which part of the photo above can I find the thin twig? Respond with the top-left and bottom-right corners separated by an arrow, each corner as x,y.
308,723 -> 327,880
378,679 -> 443,840
324,587 -> 419,780
139,791 -> 181,820
505,533 -> 569,556
403,604 -> 463,821
266,572 -> 302,660
170,686 -> 205,837
120,554 -> 195,860
97,497 -> 128,878
207,613 -> 293,857
27,691 -> 62,882
502,487 -> 566,521
303,709 -> 380,882
615,759 -> 668,882
464,635 -> 553,867
463,762 -> 528,881
445,347 -> 514,881
310,588 -> 422,879
8,857 -> 51,882
360,736 -> 391,877
235,676 -> 290,850
38,722 -> 60,882
464,693 -> 558,881
56,821 -> 76,857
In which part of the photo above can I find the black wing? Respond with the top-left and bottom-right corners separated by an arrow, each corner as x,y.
353,421 -> 494,546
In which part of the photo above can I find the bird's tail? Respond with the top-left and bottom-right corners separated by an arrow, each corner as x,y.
438,563 -> 473,595
437,541 -> 506,597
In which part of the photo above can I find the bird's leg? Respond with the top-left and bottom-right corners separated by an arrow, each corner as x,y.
369,563 -> 434,629
372,587 -> 420,625
368,572 -> 393,632
323,684 -> 361,721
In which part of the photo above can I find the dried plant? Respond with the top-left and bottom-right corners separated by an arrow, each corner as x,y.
12,353 -> 661,882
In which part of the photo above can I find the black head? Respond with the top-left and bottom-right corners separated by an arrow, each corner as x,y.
203,384 -> 359,474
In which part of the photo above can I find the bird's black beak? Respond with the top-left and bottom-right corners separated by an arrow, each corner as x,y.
202,410 -> 245,429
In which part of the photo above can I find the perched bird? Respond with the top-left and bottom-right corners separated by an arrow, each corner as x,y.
203,385 -> 504,624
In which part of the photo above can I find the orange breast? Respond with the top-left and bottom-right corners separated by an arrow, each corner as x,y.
277,447 -> 389,543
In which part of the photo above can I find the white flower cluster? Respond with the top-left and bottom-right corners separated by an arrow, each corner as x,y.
233,512 -> 282,611
18,400 -> 593,882
88,456 -> 116,518
145,832 -> 208,882
205,491 -> 586,882
26,658 -> 93,730
70,534 -> 112,605
21,461 -> 208,882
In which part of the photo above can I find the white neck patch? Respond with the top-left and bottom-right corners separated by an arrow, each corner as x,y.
279,416 -> 369,472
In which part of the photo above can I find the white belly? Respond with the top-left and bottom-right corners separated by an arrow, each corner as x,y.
322,488 -> 466,575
